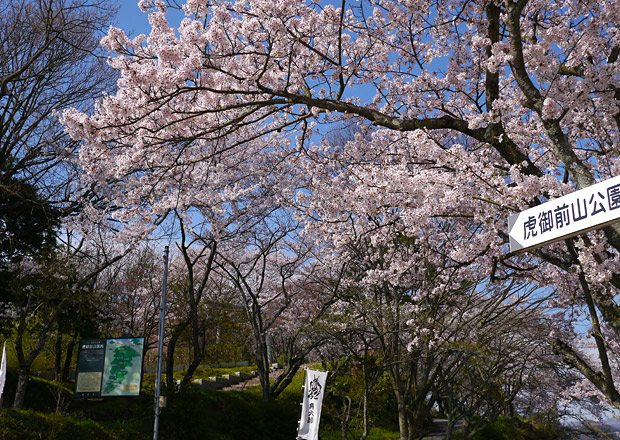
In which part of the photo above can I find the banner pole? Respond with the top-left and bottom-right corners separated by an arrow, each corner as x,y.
153,245 -> 169,440
296,368 -> 307,440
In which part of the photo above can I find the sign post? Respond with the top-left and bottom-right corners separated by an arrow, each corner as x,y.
153,245 -> 169,440
508,175 -> 620,253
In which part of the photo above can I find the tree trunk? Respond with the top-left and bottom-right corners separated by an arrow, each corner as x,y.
180,297 -> 204,388
13,294 -> 65,408
341,396 -> 351,440
255,332 -> 272,402
446,420 -> 455,440
360,389 -> 370,440
13,368 -> 29,409
270,360 -> 304,399
394,390 -> 410,440
387,363 -> 411,440
181,357 -> 201,388
62,332 -> 78,382
54,331 -> 62,381
390,382 -> 410,440
165,320 -> 187,391
259,359 -> 271,402
411,404 -> 431,438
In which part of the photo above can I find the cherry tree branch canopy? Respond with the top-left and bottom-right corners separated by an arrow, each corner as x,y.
62,0 -> 620,237
63,0 -> 620,408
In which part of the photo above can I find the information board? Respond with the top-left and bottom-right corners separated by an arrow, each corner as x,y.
74,337 -> 145,399
74,339 -> 106,398
101,338 -> 145,396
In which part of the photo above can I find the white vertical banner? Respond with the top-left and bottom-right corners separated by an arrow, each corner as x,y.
297,369 -> 328,440
0,342 -> 6,407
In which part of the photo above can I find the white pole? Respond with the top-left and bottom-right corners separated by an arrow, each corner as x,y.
153,246 -> 169,440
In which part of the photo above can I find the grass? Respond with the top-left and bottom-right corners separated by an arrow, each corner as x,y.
443,416 -> 562,440
0,364 -> 424,440
0,368 -> 563,440
0,408 -> 121,440
321,426 -> 400,440
0,367 -> 307,440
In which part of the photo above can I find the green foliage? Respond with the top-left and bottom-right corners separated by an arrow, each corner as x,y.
145,370 -> 303,440
155,386 -> 297,440
0,177 -> 59,262
1,370 -> 73,412
322,360 -> 399,440
0,409 -> 116,440
321,426 -> 399,440
0,367 -> 305,440
0,178 -> 60,338
468,416 -> 563,440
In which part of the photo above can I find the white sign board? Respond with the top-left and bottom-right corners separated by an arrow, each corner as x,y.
508,175 -> 620,253
297,369 -> 328,440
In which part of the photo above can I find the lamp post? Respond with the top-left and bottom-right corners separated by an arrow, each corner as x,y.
153,245 -> 169,440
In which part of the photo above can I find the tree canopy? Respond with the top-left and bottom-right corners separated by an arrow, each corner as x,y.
60,0 -> 620,435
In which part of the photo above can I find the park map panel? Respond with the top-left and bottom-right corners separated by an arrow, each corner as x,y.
74,337 -> 145,399
101,338 -> 144,396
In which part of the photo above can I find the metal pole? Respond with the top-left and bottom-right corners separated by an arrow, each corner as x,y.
153,245 -> 169,440
265,332 -> 273,365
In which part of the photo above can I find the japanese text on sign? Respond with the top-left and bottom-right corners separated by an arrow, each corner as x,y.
508,176 -> 620,253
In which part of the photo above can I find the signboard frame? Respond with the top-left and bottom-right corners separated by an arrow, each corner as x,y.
74,337 -> 145,399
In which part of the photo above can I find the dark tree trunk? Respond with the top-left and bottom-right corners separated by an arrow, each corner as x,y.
165,320 -> 187,391
13,368 -> 29,409
62,332 -> 78,382
54,332 -> 62,381
257,337 -> 272,402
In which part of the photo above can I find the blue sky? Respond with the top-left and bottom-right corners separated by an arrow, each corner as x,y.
116,1 -> 153,37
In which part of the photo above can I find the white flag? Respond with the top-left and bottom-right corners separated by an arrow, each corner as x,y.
297,369 -> 328,440
0,342 -> 6,399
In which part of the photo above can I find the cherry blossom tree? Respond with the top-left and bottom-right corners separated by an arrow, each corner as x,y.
213,213 -> 335,401
97,243 -> 163,349
5,229 -> 127,409
62,0 -> 620,414
432,290 -> 557,439
162,217 -> 218,390
312,193 -> 555,440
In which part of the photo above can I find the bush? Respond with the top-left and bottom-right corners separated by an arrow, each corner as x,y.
471,416 -> 563,440
156,386 -> 299,440
1,370 -> 74,413
0,409 -> 115,440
